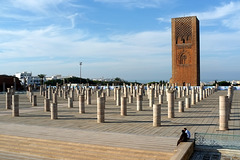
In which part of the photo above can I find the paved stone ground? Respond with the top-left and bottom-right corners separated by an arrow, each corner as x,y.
0,89 -> 239,159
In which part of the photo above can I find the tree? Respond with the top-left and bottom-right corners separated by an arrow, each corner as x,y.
38,74 -> 46,85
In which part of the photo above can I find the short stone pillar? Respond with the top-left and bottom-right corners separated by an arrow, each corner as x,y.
153,104 -> 161,127
97,97 -> 105,123
128,95 -> 133,103
48,87 -> 52,100
133,88 -> 136,97
159,94 -> 163,104
50,103 -> 58,119
121,97 -> 127,116
79,94 -> 85,114
178,101 -> 184,112
44,98 -> 50,112
196,93 -> 199,103
191,89 -> 196,105
32,95 -> 37,106
87,88 -> 91,105
107,88 -> 110,97
137,95 -> 142,111
167,90 -> 174,118
116,88 -> 121,106
199,87 -> 203,100
68,97 -> 73,108
6,92 -> 11,109
185,97 -> 191,108
12,95 -> 19,117
149,88 -> 154,107
113,87 -> 117,100
53,93 -> 57,105
178,87 -> 182,98
219,96 -> 228,130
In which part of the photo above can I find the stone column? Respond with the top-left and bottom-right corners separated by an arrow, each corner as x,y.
185,97 -> 191,108
153,104 -> 161,127
48,87 -> 52,100
32,95 -> 37,106
113,87 -> 117,100
133,87 -> 136,97
68,97 -> 73,108
79,94 -> 85,114
121,97 -> 127,116
178,87 -> 182,98
186,87 -> 189,96
44,98 -> 50,112
128,95 -> 133,103
116,88 -> 121,106
107,87 -> 110,97
137,95 -> 142,111
6,92 -> 11,109
12,95 -> 19,117
178,101 -> 184,112
159,94 -> 163,104
50,103 -> 58,119
199,86 -> 203,100
97,97 -> 105,123
87,88 -> 91,105
203,90 -> 206,99
196,93 -> 199,103
149,88 -> 154,107
191,88 -> 196,105
167,90 -> 174,118
219,96 -> 228,130
53,93 -> 57,105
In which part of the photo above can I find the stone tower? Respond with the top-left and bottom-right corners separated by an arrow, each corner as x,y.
170,16 -> 200,86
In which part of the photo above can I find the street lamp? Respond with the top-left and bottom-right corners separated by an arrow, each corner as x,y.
79,62 -> 82,85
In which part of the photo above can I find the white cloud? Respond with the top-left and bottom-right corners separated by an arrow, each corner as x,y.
9,0 -> 64,14
94,0 -> 168,8
187,1 -> 240,20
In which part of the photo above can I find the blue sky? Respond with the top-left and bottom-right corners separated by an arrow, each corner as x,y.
0,0 -> 240,83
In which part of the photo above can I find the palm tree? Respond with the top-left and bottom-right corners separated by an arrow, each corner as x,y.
38,74 -> 46,85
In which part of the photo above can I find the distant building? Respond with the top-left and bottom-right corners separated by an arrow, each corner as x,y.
0,75 -> 22,91
15,72 -> 45,86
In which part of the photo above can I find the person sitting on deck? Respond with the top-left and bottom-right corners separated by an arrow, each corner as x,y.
177,130 -> 188,146
184,128 -> 191,139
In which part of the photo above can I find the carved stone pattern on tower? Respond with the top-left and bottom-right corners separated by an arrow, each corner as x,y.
176,49 -> 191,65
175,17 -> 192,44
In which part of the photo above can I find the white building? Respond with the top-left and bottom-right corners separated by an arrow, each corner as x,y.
15,72 -> 45,86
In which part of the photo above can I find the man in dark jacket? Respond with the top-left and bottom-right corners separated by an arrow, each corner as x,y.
177,130 -> 188,146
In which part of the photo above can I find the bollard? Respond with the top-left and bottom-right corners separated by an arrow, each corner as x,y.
167,90 -> 174,118
44,98 -> 50,112
121,97 -> 127,116
149,88 -> 154,107
185,97 -> 191,108
6,92 -> 11,109
32,95 -> 37,106
97,97 -> 105,123
12,95 -> 19,117
178,101 -> 184,112
50,103 -> 58,119
137,95 -> 142,111
153,104 -> 161,127
68,97 -> 73,108
79,94 -> 85,114
219,96 -> 228,130
159,94 -> 163,104
128,95 -> 133,103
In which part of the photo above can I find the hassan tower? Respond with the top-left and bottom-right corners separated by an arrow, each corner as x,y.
170,16 -> 200,86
